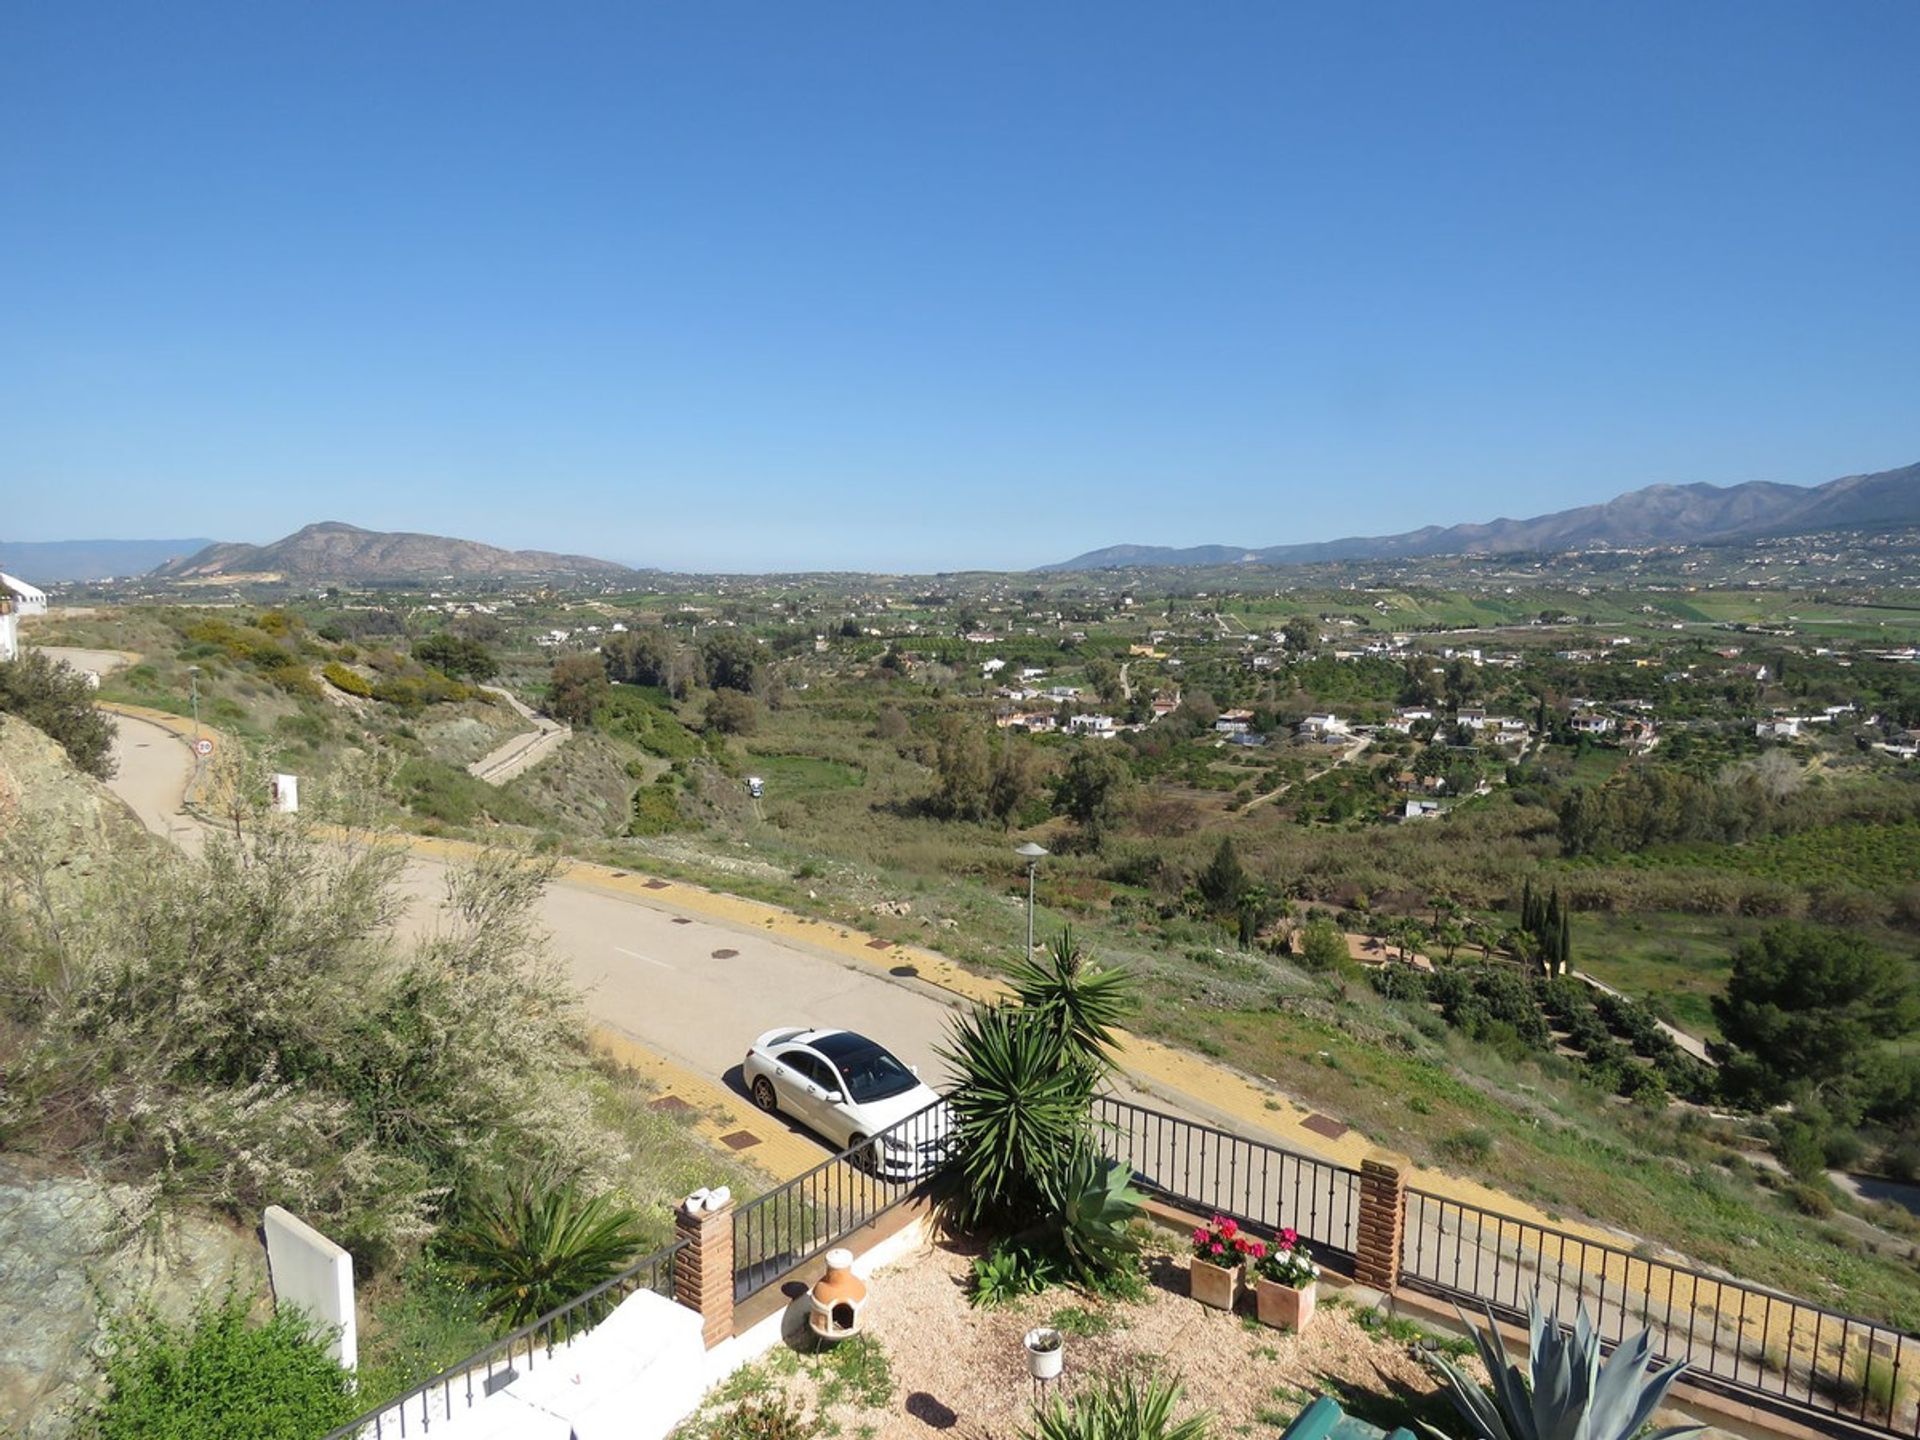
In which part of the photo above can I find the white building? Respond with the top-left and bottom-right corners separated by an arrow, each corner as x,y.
1068,714 -> 1118,738
1300,712 -> 1352,741
0,572 -> 48,663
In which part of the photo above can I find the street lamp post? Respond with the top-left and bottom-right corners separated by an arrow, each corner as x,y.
187,665 -> 201,742
1014,842 -> 1048,957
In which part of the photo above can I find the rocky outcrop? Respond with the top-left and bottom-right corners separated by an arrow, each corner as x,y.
0,716 -> 151,877
0,1159 -> 264,1436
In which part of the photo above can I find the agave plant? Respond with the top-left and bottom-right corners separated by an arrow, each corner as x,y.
1024,1373 -> 1212,1440
1057,1150 -> 1144,1285
1426,1293 -> 1705,1440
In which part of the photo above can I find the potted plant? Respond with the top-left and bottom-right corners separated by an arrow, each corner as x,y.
1024,1326 -> 1065,1380
1188,1214 -> 1263,1310
1252,1227 -> 1319,1331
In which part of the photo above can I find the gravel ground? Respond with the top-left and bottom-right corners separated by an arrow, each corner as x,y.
695,1235 -> 1467,1439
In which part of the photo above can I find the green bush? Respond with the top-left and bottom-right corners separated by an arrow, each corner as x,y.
322,662 -> 372,698
1024,1373 -> 1212,1440
969,1239 -> 1063,1307
0,650 -> 117,779
77,1285 -> 358,1440
444,1174 -> 647,1332
628,785 -> 686,836
713,1396 -> 821,1440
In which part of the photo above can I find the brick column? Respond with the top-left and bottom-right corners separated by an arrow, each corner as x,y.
673,1195 -> 736,1349
1354,1148 -> 1409,1292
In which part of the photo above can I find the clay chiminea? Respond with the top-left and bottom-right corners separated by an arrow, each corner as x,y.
808,1248 -> 867,1342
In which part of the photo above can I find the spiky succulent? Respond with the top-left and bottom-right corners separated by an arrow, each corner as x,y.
1425,1293 -> 1706,1440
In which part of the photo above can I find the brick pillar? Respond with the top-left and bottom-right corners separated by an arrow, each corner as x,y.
673,1194 -> 735,1349
1354,1148 -> 1409,1292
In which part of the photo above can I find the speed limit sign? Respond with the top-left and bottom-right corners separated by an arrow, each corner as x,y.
193,738 -> 214,757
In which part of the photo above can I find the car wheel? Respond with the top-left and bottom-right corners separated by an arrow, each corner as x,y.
847,1134 -> 877,1175
751,1077 -> 778,1113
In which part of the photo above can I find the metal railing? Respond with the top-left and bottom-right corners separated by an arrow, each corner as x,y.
731,1098 -> 948,1301
319,1239 -> 684,1440
1093,1093 -> 1361,1262
1402,1187 -> 1920,1438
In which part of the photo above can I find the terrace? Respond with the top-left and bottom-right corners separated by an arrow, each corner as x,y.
323,1094 -> 1919,1440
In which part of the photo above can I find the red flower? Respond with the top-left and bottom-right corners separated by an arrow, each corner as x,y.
1280,1227 -> 1299,1248
1219,1218 -> 1238,1238
1247,1241 -> 1267,1259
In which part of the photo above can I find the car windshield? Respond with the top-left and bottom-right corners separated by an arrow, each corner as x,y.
820,1040 -> 919,1103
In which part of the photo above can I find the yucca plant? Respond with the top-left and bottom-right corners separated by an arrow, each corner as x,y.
1426,1294 -> 1706,1440
444,1173 -> 647,1333
936,1002 -> 1090,1230
1009,927 -> 1135,1075
1024,1373 -> 1211,1440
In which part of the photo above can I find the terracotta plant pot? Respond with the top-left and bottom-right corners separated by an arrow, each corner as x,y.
1188,1256 -> 1241,1310
1254,1276 -> 1316,1332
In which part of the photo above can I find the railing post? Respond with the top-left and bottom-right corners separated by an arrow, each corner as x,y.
673,1191 -> 736,1349
1355,1148 -> 1409,1293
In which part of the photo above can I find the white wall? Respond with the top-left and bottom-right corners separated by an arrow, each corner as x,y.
0,609 -> 17,664
262,1205 -> 356,1369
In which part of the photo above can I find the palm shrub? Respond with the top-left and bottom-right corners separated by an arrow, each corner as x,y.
941,930 -> 1143,1288
1427,1294 -> 1705,1440
937,1003 -> 1090,1231
1010,927 -> 1135,1074
1024,1373 -> 1212,1440
445,1173 -> 647,1332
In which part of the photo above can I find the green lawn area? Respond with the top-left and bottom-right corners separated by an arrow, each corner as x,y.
742,751 -> 866,795
1639,822 -> 1920,895
1569,911 -> 1750,1038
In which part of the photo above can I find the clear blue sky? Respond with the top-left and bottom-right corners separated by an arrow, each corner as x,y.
3,3 -> 1915,572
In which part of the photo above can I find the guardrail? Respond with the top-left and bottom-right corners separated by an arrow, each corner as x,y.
1402,1187 -> 1920,1438
731,1098 -> 948,1301
319,1239 -> 684,1440
1092,1093 -> 1361,1262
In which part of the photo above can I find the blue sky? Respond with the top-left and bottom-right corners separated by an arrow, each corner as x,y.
2,3 -> 1915,572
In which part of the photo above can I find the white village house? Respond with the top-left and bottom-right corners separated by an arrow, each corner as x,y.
0,572 -> 49,663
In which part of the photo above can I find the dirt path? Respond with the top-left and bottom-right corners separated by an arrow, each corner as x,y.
467,684 -> 570,782
1238,732 -> 1371,816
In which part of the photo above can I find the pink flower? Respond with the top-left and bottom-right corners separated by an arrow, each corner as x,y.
1192,1228 -> 1207,1246
1211,1242 -> 1225,1256
1219,1218 -> 1238,1238
1247,1241 -> 1267,1259
1280,1227 -> 1299,1248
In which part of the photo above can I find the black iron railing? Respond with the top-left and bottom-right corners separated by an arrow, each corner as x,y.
1402,1187 -> 1920,1438
1092,1093 -> 1361,1262
731,1098 -> 948,1301
319,1240 -> 684,1440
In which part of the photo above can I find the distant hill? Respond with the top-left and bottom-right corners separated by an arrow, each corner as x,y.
1043,461 -> 1920,571
0,539 -> 216,583
149,522 -> 634,582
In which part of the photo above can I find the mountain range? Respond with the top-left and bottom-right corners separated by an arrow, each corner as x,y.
1042,461 -> 1920,571
0,538 -> 217,583
148,522 -> 634,582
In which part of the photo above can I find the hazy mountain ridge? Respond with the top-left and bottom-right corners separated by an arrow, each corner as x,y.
149,522 -> 634,581
0,539 -> 216,583
1044,461 -> 1920,571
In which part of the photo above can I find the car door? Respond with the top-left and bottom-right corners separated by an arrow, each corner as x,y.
779,1050 -> 836,1135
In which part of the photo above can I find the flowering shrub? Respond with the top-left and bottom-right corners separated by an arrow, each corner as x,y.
1190,1214 -> 1265,1267
1254,1228 -> 1320,1288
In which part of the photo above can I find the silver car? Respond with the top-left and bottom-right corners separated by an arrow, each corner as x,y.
743,1026 -> 949,1177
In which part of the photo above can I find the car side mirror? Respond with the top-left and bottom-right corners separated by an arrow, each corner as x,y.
826,1090 -> 844,1105
909,1065 -> 920,1077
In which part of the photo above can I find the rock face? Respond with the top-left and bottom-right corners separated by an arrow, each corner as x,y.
0,1159 -> 264,1436
0,715 -> 151,875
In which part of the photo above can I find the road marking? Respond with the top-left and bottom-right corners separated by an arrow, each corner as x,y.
614,945 -> 674,971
